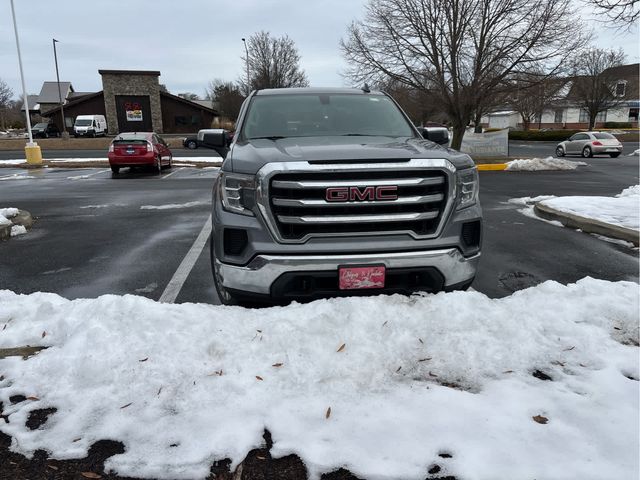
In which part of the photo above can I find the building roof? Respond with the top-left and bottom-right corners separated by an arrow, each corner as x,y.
37,81 -> 73,103
42,91 -> 105,116
68,92 -> 96,99
160,91 -> 218,115
98,69 -> 160,76
191,99 -> 214,109
20,95 -> 40,112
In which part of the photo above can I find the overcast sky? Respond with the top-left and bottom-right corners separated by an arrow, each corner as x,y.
1,0 -> 638,100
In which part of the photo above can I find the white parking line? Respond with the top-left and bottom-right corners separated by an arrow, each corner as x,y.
159,215 -> 211,303
161,167 -> 185,180
67,169 -> 111,180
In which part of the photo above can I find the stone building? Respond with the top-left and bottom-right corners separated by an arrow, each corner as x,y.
43,70 -> 218,134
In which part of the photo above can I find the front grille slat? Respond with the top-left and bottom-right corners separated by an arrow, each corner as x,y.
273,193 -> 444,208
278,211 -> 440,224
268,167 -> 449,240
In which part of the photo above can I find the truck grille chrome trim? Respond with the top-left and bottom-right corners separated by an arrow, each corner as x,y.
272,193 -> 445,207
278,211 -> 440,224
256,159 -> 457,244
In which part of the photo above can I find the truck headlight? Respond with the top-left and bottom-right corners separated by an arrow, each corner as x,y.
219,172 -> 256,216
456,167 -> 479,209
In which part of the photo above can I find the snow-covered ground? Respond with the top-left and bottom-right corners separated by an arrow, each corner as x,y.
1,278 -> 638,480
631,149 -> 639,156
538,185 -> 639,231
506,157 -> 587,171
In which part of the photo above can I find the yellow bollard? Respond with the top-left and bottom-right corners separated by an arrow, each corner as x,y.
24,142 -> 43,165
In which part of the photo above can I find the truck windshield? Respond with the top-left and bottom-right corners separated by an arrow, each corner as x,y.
75,119 -> 93,126
242,94 -> 415,139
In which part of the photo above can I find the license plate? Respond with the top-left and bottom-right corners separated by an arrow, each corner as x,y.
339,266 -> 385,290
126,149 -> 135,154
606,148 -> 619,152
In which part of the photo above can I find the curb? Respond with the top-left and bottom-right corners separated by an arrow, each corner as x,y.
0,209 -> 33,240
477,163 -> 507,171
534,203 -> 639,246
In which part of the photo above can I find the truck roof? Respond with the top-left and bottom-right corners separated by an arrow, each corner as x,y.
254,87 -> 384,96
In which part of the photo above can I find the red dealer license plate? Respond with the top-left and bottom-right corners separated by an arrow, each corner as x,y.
339,266 -> 386,290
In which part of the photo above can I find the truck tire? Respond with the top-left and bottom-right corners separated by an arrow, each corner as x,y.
186,140 -> 197,149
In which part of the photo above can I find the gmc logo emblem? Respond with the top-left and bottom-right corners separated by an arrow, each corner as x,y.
326,186 -> 398,202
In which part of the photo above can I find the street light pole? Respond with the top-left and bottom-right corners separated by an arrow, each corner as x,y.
241,38 -> 250,95
52,38 -> 66,135
10,0 -> 42,164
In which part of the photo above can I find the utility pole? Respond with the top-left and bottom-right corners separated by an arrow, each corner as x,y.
242,38 -> 250,95
10,0 -> 42,164
53,38 -> 67,136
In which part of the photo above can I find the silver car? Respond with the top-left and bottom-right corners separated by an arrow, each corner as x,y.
556,131 -> 623,158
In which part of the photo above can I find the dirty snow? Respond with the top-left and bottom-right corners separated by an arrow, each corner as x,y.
10,225 -> 27,236
0,278 -> 638,480
630,149 -> 639,156
0,159 -> 26,165
140,201 -> 208,210
506,157 -> 587,171
539,185 -> 639,231
0,208 -> 18,226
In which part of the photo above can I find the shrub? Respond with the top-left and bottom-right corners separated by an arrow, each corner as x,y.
603,122 -> 632,129
509,130 -> 581,141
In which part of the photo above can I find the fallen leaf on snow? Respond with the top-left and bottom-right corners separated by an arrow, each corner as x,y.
80,472 -> 102,479
256,376 -> 263,381
26,396 -> 39,401
418,338 -> 424,344
120,402 -> 132,409
41,331 -> 46,338
429,371 -> 438,378
272,363 -> 283,367
326,407 -> 331,419
563,346 -> 575,351
337,343 -> 346,352
418,357 -> 432,362
533,415 -> 549,424
138,357 -> 148,362
396,366 -> 402,373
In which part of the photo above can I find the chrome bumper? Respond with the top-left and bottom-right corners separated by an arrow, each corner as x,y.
216,248 -> 480,295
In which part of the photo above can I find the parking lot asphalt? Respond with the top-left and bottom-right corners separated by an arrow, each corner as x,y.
0,156 -> 638,304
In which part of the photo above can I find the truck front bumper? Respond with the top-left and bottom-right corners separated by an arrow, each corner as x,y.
215,248 -> 479,297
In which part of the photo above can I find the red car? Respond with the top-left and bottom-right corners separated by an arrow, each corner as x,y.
108,132 -> 172,174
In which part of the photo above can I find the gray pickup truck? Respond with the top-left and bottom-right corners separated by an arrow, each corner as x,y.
209,87 -> 481,305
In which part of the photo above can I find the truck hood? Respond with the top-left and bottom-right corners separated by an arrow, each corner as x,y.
224,136 -> 475,174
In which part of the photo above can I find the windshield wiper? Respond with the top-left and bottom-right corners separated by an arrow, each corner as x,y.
248,136 -> 287,140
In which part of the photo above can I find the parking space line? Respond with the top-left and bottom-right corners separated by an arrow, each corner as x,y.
67,168 -> 111,179
159,215 -> 212,303
161,167 -> 185,180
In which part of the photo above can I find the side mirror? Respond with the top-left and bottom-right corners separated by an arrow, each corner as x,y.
202,131 -> 227,147
418,127 -> 449,145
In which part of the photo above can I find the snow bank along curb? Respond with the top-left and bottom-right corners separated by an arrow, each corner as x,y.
0,278 -> 638,480
534,203 -> 639,246
477,157 -> 588,171
0,209 -> 32,240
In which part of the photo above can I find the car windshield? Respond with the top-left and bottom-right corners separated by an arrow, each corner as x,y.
75,119 -> 93,126
242,93 -> 415,139
33,123 -> 48,129
116,133 -> 150,141
593,133 -> 615,139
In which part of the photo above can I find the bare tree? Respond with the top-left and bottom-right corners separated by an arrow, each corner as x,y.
240,31 -> 309,91
585,0 -> 638,27
207,79 -> 246,121
507,74 -> 565,130
0,78 -> 14,130
570,48 -> 627,130
341,0 -> 590,149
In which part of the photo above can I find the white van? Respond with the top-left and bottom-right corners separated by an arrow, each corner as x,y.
74,115 -> 108,137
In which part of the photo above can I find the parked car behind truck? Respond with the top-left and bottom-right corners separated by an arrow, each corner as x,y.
210,87 -> 482,305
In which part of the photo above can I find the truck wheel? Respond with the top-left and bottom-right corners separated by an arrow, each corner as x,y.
186,140 -> 197,149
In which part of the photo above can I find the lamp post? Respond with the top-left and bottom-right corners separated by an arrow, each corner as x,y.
9,0 -> 42,164
241,38 -> 250,95
52,38 -> 67,137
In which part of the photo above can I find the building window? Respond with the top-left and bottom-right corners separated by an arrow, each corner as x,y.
554,109 -> 563,123
175,116 -> 189,126
596,111 -> 607,123
629,108 -> 639,122
580,110 -> 607,123
191,115 -> 201,125
616,81 -> 626,97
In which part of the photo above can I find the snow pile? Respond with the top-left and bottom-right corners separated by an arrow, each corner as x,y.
0,207 -> 18,226
630,149 -> 639,156
10,225 -> 27,236
1,279 -> 638,480
506,157 -> 587,171
0,159 -> 27,165
539,184 -> 639,231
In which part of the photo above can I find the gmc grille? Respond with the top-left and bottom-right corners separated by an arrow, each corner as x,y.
269,169 -> 449,240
